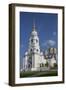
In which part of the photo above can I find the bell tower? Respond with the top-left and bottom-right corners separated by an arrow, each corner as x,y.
28,21 -> 41,71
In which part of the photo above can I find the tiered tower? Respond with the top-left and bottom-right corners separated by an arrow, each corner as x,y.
28,22 -> 41,71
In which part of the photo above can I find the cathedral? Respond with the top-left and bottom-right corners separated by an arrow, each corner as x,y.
22,22 -> 57,71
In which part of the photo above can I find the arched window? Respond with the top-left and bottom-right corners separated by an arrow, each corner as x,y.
31,49 -> 32,52
36,39 -> 38,43
31,39 -> 33,43
37,49 -> 38,52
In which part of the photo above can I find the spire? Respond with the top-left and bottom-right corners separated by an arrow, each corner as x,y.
32,20 -> 36,31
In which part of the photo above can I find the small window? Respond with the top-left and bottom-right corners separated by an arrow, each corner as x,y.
31,49 -> 32,51
31,39 -> 33,43
36,39 -> 38,43
37,49 -> 38,52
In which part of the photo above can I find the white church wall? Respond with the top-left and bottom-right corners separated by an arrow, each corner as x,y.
31,53 -> 40,71
49,58 -> 56,67
43,58 -> 47,65
24,52 -> 28,71
40,52 -> 47,66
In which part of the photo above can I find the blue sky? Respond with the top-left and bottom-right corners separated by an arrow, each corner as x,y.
20,12 -> 58,61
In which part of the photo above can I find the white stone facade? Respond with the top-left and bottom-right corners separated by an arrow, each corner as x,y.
22,23 -> 57,71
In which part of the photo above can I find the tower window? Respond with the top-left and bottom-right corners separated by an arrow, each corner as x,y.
36,39 -> 38,43
31,49 -> 32,52
31,39 -> 33,43
37,49 -> 38,52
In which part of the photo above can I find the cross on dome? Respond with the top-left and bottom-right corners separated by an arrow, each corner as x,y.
31,20 -> 38,36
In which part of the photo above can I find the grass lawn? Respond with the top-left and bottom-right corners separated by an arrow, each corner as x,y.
20,70 -> 58,78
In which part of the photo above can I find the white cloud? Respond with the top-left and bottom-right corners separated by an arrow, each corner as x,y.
42,40 -> 56,47
48,40 -> 56,46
